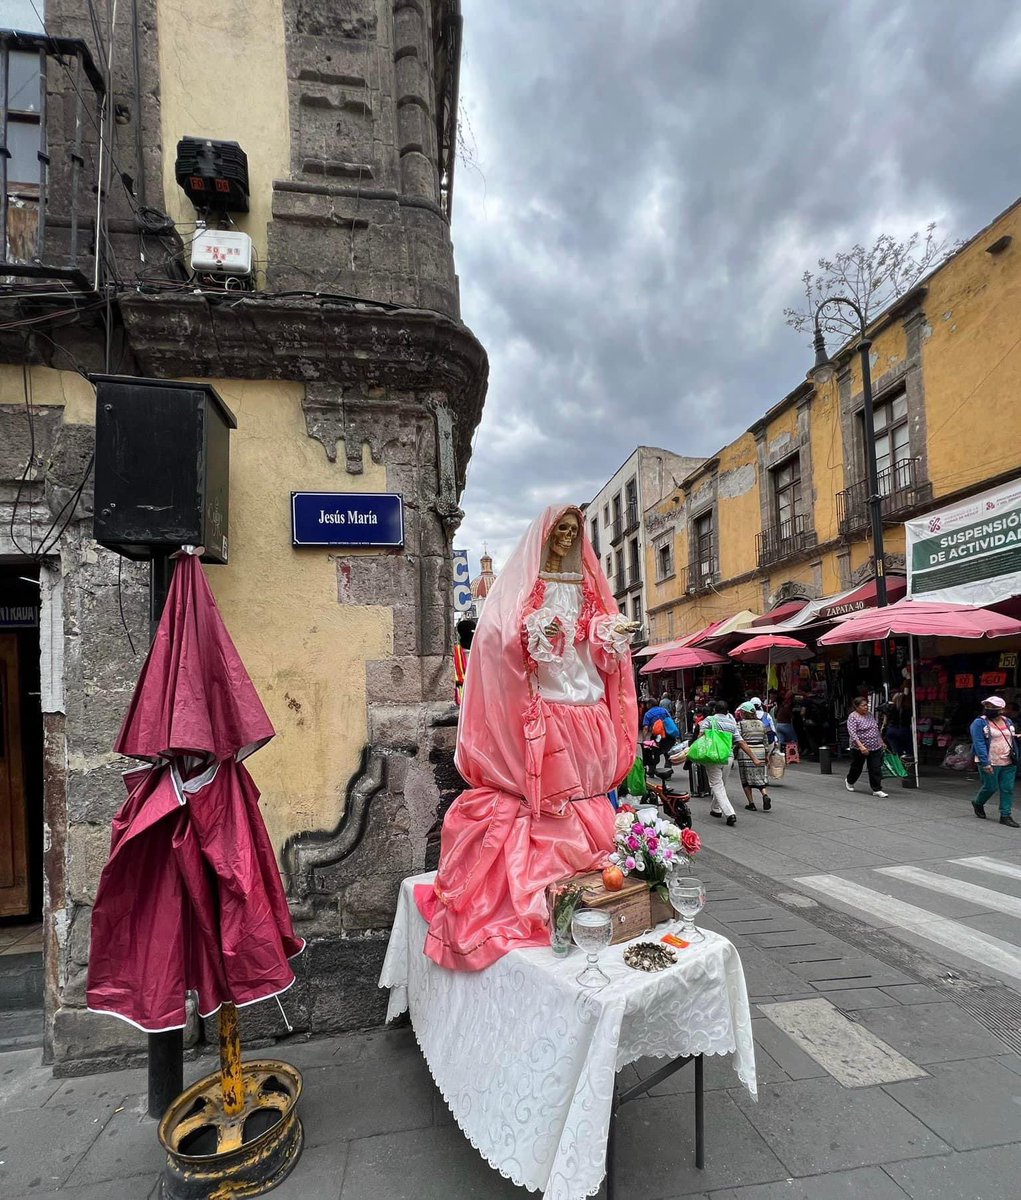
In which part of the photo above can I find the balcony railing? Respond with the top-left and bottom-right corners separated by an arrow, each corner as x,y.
610,518 -> 624,545
1,32 -> 106,290
624,501 -> 639,532
626,566 -> 642,591
837,457 -> 924,536
756,512 -> 813,568
613,573 -> 627,597
689,557 -> 718,592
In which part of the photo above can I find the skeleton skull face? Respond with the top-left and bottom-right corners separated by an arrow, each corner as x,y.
550,511 -> 580,558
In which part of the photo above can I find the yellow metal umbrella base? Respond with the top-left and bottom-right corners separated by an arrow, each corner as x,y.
157,1004 -> 303,1199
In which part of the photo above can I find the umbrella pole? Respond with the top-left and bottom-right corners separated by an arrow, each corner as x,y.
147,551 -> 184,1119
909,636 -> 920,789
220,1002 -> 245,1117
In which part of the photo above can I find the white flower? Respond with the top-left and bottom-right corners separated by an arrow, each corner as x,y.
660,821 -> 680,838
614,812 -> 636,833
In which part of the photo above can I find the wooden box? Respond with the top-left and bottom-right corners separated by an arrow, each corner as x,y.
556,872 -> 672,945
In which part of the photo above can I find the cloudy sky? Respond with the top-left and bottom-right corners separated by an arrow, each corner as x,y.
451,0 -> 1021,574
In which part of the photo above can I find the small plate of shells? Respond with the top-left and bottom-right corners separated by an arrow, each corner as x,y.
623,941 -> 677,972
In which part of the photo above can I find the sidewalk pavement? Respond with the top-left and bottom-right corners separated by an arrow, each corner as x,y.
3,765 -> 1021,1199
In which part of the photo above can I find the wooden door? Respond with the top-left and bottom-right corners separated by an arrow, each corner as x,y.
0,635 -> 29,917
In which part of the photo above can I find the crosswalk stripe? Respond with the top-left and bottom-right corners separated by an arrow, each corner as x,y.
949,856 -> 1021,884
874,864 -> 1021,919
793,874 -> 1021,984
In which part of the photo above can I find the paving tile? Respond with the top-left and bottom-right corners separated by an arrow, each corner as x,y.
0,1046 -> 61,1110
707,1164 -> 909,1199
820,987 -> 902,1010
881,1057 -> 1021,1150
729,947 -> 815,997
749,1018 -> 827,1080
612,1090 -> 788,1198
879,983 -> 944,1005
730,1076 -> 949,1174
270,1140 -> 347,1200
299,1054 -> 435,1147
340,1124 -> 524,1199
854,1002 -> 1011,1064
18,1181 -> 156,1200
883,1142 -> 1021,1199
0,1097 -> 123,1193
62,1094 -> 163,1187
992,1051 -> 1021,1076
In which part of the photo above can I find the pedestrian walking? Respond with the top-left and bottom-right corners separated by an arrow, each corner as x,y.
735,701 -> 773,811
970,695 -> 1019,828
844,696 -> 888,797
641,704 -> 678,771
659,690 -> 675,716
678,701 -> 760,826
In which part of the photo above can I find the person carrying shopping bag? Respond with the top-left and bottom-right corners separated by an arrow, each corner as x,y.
680,701 -> 761,827
970,696 -> 1019,828
844,697 -> 888,798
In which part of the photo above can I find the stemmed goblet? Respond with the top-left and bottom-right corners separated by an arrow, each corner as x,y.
571,909 -> 613,988
667,875 -> 706,943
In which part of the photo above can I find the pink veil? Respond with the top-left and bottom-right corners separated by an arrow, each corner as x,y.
454,505 -> 637,815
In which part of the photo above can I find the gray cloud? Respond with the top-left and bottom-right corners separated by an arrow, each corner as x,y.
452,0 -> 1021,575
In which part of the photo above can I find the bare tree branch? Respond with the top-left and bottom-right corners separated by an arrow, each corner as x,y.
784,223 -> 961,342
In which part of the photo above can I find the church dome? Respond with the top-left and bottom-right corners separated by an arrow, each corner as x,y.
470,552 -> 496,601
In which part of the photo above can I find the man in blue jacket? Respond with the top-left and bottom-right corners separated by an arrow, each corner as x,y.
970,696 -> 1019,827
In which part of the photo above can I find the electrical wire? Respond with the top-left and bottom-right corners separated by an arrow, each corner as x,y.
116,553 -> 138,655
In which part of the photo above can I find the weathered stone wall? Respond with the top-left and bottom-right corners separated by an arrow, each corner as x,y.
0,0 -> 484,1068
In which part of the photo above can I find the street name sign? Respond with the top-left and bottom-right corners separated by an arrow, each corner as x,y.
291,492 -> 404,547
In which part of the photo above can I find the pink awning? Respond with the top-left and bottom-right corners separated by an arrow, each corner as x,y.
819,600 -> 1021,644
729,634 -> 812,665
750,601 -> 807,627
640,646 -> 727,675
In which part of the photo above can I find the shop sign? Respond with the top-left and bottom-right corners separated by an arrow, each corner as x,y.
819,597 -> 869,620
0,604 -> 38,628
999,653 -> 1018,670
906,476 -> 1021,605
291,492 -> 404,547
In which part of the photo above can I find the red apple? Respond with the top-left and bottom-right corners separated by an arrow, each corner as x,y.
602,866 -> 625,891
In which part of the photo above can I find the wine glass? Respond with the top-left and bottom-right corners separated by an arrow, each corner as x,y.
571,909 -> 612,988
668,875 -> 706,943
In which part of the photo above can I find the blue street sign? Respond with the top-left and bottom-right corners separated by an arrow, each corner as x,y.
291,492 -> 404,547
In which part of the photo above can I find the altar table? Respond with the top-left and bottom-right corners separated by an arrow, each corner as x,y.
379,873 -> 757,1200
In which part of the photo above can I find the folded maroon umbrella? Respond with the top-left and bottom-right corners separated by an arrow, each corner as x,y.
87,551 -> 303,1032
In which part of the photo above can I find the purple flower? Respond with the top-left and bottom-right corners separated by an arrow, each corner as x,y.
626,836 -> 640,851
647,837 -> 659,853
664,848 -> 674,860
632,824 -> 645,836
624,856 -> 636,871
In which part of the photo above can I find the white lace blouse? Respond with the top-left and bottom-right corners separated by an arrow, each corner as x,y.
523,573 -> 630,705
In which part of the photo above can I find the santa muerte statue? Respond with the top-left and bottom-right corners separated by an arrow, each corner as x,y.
417,506 -> 638,970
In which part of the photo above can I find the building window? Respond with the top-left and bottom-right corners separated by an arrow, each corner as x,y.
6,51 -> 42,192
625,477 -> 638,530
772,456 -> 802,536
627,537 -> 641,585
605,553 -> 612,579
590,517 -> 600,556
611,493 -> 622,540
631,595 -> 642,624
666,609 -> 675,637
603,504 -> 610,527
614,549 -> 624,590
872,391 -> 910,486
655,538 -> 674,581
693,511 -> 715,584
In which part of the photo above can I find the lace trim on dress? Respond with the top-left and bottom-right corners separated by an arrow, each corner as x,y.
524,607 -> 578,663
538,570 -> 583,583
592,614 -> 630,658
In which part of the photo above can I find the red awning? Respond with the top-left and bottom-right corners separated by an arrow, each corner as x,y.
751,601 -> 807,627
815,576 -> 907,621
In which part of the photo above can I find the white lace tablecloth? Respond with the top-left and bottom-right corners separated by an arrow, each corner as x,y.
379,873 -> 756,1200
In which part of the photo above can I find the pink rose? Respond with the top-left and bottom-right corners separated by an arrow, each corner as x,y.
626,836 -> 640,851
624,856 -> 636,870
647,837 -> 659,853
681,828 -> 702,854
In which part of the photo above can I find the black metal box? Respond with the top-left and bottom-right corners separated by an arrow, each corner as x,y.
92,376 -> 237,563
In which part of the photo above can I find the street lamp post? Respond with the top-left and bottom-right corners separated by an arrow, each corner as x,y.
809,296 -> 892,698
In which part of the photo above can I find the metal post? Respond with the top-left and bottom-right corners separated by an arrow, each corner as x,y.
147,552 -> 183,1119
857,338 -> 893,699
906,635 -> 920,789
694,1054 -> 705,1169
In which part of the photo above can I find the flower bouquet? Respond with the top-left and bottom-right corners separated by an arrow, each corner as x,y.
609,805 -> 702,905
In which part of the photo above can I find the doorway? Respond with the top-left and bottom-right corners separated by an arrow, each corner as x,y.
0,564 -> 43,921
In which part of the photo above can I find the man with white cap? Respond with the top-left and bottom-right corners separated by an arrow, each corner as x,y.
970,696 -> 1019,827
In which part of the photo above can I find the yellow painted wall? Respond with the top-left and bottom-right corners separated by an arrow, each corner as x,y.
919,205 -> 1021,497
716,434 -> 760,580
154,0 -> 291,269
7,367 -> 393,854
200,380 -> 392,851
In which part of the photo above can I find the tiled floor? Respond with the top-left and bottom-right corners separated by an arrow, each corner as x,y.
0,921 -> 43,956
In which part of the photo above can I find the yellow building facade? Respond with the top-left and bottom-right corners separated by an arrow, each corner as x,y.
645,197 -> 1021,641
